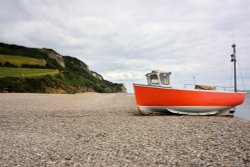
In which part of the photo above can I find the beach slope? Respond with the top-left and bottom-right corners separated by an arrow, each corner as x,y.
0,93 -> 249,166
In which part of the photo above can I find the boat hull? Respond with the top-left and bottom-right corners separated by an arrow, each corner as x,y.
133,84 -> 246,116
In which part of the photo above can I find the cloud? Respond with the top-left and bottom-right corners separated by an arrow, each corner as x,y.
0,0 -> 250,92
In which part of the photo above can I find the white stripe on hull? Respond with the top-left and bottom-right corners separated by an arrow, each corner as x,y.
138,106 -> 234,116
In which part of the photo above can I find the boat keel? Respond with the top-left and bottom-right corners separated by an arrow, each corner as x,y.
138,106 -> 235,116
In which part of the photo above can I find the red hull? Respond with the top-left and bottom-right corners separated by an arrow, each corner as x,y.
133,84 -> 246,115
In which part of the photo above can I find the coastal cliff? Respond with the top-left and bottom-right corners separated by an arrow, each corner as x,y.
0,43 -> 126,93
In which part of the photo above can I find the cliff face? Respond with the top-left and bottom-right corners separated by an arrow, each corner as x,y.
0,43 -> 126,93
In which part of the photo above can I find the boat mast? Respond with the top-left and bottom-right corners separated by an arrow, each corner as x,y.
231,44 -> 237,92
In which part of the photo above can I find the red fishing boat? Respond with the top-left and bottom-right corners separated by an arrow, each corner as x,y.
133,44 -> 246,116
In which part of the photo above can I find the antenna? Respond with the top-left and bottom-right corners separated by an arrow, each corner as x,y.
230,43 -> 237,92
193,76 -> 196,85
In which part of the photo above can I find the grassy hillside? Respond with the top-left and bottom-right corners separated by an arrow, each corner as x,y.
0,54 -> 46,67
0,43 -> 64,69
62,56 -> 125,93
0,43 -> 126,93
0,67 -> 59,78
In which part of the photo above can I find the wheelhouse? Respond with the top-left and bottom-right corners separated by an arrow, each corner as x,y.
146,70 -> 171,87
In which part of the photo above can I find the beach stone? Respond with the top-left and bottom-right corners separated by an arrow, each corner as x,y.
0,93 -> 250,166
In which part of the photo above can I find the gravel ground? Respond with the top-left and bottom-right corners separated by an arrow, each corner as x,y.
0,93 -> 250,167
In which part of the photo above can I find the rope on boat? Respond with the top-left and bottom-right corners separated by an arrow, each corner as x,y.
237,57 -> 246,91
225,0 -> 246,91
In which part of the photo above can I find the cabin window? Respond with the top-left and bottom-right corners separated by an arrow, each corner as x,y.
150,74 -> 159,84
160,73 -> 170,85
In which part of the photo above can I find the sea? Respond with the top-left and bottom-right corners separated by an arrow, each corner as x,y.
128,92 -> 250,121
235,92 -> 250,121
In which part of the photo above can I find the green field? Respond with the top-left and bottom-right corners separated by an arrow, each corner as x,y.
0,54 -> 46,67
0,67 -> 59,78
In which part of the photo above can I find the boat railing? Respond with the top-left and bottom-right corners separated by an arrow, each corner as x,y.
184,84 -> 194,88
184,84 -> 234,91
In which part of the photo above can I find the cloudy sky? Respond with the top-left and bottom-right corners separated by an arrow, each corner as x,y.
1,0 -> 250,92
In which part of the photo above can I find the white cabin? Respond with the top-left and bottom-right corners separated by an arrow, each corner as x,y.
146,70 -> 171,87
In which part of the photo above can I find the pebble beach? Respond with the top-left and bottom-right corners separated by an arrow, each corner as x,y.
0,93 -> 250,166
